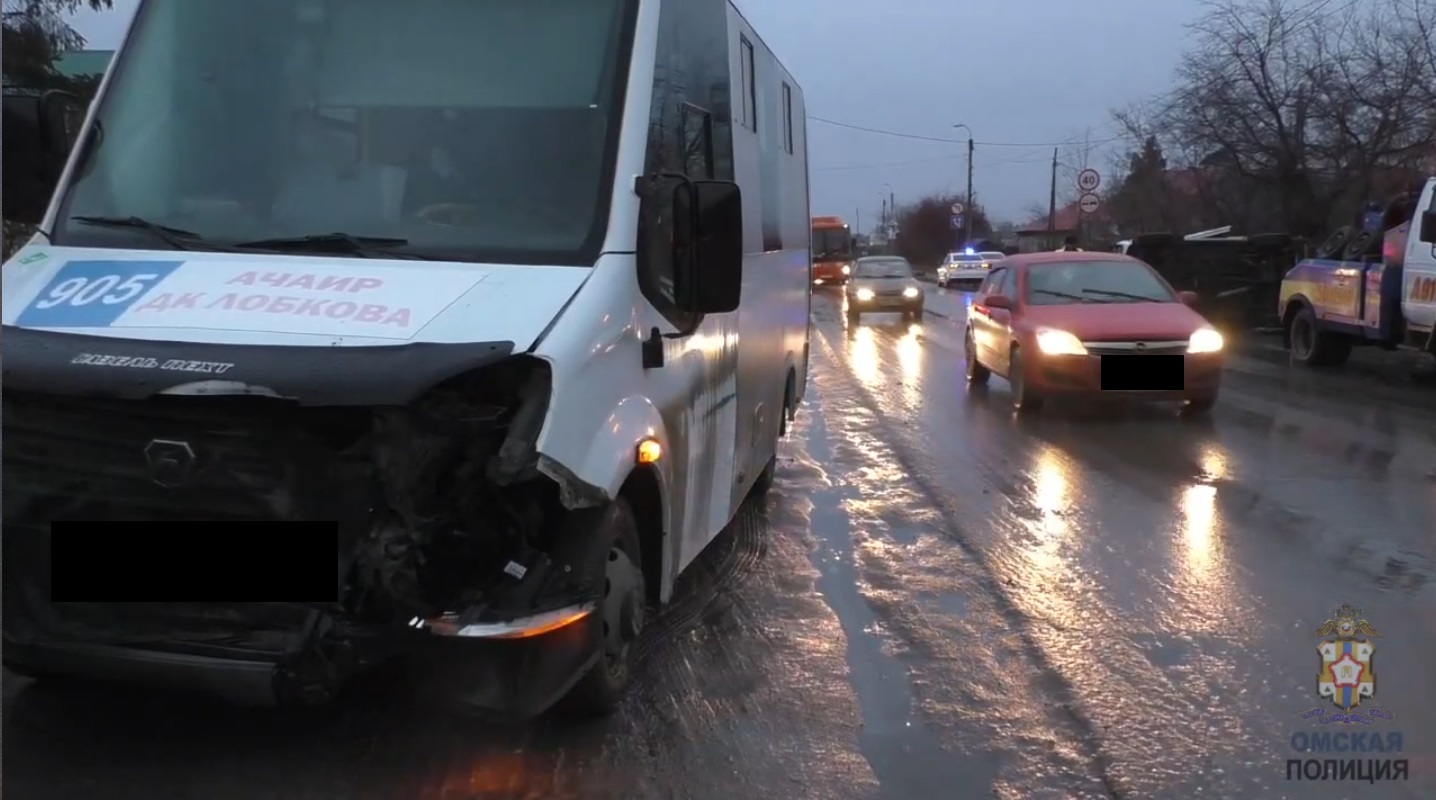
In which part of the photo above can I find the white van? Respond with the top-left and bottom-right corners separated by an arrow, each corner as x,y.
0,0 -> 811,718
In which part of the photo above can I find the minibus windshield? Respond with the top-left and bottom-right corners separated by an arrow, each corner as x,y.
52,0 -> 636,265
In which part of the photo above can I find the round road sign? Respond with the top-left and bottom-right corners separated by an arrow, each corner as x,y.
950,202 -> 965,215
1079,193 -> 1100,214
1077,169 -> 1101,192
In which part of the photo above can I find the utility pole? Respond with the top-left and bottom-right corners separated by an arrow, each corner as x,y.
1046,147 -> 1058,249
880,197 -> 887,232
856,208 -> 861,237
965,136 -> 974,246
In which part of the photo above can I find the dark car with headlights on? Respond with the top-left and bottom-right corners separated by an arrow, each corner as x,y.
964,252 -> 1224,415
845,257 -> 924,323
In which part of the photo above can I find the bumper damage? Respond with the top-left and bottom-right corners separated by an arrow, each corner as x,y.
2,355 -> 606,716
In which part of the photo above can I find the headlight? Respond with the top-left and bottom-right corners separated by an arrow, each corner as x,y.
903,287 -> 920,298
1034,327 -> 1087,356
841,264 -> 851,275
1188,327 -> 1224,353
855,288 -> 874,301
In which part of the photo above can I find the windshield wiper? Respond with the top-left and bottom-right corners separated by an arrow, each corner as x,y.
1081,288 -> 1163,302
1032,289 -> 1099,302
234,233 -> 423,259
70,215 -> 227,252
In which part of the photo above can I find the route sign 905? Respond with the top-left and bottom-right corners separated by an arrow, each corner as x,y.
15,260 -> 184,327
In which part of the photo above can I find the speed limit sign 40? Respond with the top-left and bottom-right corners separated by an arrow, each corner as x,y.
1077,169 -> 1100,192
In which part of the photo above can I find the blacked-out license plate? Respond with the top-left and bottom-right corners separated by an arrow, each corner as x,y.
1099,355 -> 1184,390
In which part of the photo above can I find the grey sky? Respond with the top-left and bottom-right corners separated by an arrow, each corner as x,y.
67,0 -> 1196,227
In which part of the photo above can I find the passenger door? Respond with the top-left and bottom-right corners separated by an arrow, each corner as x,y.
971,266 -> 1007,364
988,267 -> 1018,375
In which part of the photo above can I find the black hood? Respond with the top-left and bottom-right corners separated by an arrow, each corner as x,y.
1,325 -> 515,406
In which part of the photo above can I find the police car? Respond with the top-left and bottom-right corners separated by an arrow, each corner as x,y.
936,249 -> 992,290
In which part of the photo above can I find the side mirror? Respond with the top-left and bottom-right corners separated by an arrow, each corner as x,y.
1179,290 -> 1199,307
1420,210 -> 1436,244
686,180 -> 743,313
636,174 -> 744,325
2,90 -> 85,225
39,89 -> 84,155
984,294 -> 1011,309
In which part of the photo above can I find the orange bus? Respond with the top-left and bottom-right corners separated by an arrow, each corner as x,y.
811,216 -> 854,285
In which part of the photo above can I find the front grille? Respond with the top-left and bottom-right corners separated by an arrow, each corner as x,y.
2,390 -> 371,652
1083,341 -> 1188,356
2,390 -> 370,523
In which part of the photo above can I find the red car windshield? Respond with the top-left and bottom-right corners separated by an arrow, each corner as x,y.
1025,260 -> 1175,305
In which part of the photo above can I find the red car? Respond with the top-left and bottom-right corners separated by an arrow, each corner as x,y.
964,252 -> 1224,414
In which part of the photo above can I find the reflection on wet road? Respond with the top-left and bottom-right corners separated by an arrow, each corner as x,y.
7,288 -> 1435,799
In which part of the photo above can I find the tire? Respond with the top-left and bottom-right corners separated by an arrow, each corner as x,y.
847,310 -> 860,325
752,378 -> 790,496
965,329 -> 990,385
750,453 -> 776,497
557,499 -> 646,717
1288,305 -> 1352,367
1182,393 -> 1218,416
1316,226 -> 1352,260
1343,229 -> 1378,260
778,373 -> 794,437
911,303 -> 924,319
1008,347 -> 1044,411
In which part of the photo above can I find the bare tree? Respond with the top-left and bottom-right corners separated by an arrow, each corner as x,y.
1124,0 -> 1436,236
1056,128 -> 1107,207
1020,202 -> 1051,229
894,194 -> 993,265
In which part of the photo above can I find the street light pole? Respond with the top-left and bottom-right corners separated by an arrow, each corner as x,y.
953,124 -> 973,247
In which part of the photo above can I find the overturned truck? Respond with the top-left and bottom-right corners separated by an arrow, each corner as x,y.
1122,227 -> 1301,330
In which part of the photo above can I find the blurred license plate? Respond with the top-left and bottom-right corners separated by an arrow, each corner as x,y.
1100,355 -> 1183,390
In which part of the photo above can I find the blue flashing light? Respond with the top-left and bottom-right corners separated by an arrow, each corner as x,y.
964,247 -> 975,255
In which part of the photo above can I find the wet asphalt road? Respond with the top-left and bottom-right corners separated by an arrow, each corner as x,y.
6,287 -> 1436,799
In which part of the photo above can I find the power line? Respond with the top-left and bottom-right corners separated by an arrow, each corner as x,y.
811,150 -> 1054,172
807,115 -> 1126,148
812,155 -> 959,172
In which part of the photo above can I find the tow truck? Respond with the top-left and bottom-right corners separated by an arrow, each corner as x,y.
1278,178 -> 1436,367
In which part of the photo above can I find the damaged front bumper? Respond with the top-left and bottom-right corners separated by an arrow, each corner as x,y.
3,604 -> 602,716
1,355 -> 604,717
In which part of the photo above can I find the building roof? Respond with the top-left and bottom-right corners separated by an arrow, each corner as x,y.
1017,199 -> 1109,234
55,49 -> 114,79
1015,167 -> 1219,234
